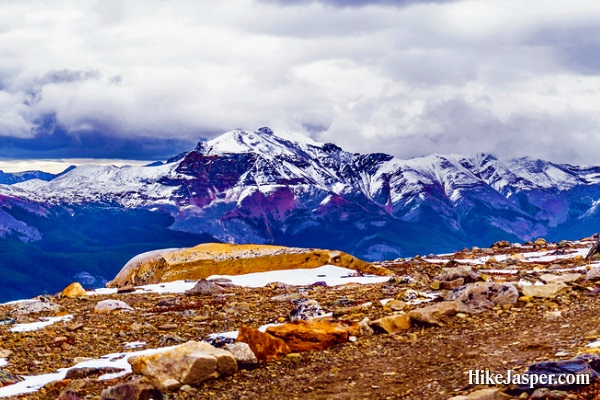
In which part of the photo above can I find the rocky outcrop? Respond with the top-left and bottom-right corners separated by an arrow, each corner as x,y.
265,319 -> 355,352
128,341 -> 237,391
107,243 -> 392,288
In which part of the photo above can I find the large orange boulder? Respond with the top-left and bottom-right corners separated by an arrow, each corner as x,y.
61,282 -> 87,298
107,243 -> 392,288
236,325 -> 290,361
265,318 -> 355,352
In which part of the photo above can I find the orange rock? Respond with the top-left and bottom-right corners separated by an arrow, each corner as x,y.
236,325 -> 290,361
265,318 -> 354,352
61,282 -> 87,298
371,313 -> 411,334
107,243 -> 392,288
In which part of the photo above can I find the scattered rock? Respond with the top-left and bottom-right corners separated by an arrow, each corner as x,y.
449,388 -> 511,399
447,282 -> 519,309
223,301 -> 251,314
289,299 -> 325,321
223,342 -> 258,370
371,313 -> 411,334
116,285 -> 136,294
529,388 -> 569,399
0,349 -> 12,358
436,263 -> 473,282
540,273 -> 583,284
440,278 -> 465,290
94,300 -> 134,313
236,325 -> 290,361
585,267 -> 600,281
521,283 -> 568,298
266,318 -> 354,352
407,301 -> 465,326
385,300 -> 406,311
0,368 -> 22,387
128,340 -> 237,391
11,300 -> 61,315
55,390 -> 82,400
492,240 -> 511,249
61,282 -> 87,298
65,367 -> 124,380
100,380 -> 163,400
185,279 -> 224,296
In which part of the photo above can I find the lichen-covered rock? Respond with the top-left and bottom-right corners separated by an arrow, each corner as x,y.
185,279 -> 223,296
447,282 -> 519,309
236,325 -> 290,361
128,341 -> 237,391
289,299 -> 325,321
107,243 -> 392,288
11,300 -> 61,315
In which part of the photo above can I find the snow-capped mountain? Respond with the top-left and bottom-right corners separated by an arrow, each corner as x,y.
2,127 -> 600,301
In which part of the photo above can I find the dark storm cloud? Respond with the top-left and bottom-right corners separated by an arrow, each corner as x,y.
1,0 -> 600,163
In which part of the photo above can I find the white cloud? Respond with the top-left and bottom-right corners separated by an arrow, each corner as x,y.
1,0 -> 600,163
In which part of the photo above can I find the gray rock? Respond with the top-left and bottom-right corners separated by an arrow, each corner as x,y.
407,301 -> 468,327
223,342 -> 258,370
185,279 -> 223,296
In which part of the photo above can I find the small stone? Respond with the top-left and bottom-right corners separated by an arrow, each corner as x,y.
67,323 -> 84,332
0,349 -> 12,358
430,280 -> 441,290
117,285 -> 136,294
385,300 -> 406,311
157,324 -> 178,331
440,278 -> 465,290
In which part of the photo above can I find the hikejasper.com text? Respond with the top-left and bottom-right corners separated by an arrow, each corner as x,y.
468,369 -> 590,389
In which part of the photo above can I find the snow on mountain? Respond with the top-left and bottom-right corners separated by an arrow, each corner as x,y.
2,127 -> 600,265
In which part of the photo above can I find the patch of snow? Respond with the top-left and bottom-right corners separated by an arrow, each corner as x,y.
124,341 -> 146,349
0,359 -> 6,367
207,265 -> 390,287
10,315 -> 73,333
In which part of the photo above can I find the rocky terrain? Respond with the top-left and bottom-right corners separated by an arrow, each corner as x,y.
3,238 -> 600,399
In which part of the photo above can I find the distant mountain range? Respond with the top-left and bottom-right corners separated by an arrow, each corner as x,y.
1,127 -> 600,301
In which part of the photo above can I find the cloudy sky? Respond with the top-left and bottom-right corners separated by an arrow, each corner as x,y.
1,0 -> 600,164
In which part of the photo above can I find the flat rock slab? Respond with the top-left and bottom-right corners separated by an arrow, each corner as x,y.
266,319 -> 354,352
128,340 -> 237,391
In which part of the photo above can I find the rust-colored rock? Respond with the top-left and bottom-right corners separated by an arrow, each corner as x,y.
61,282 -> 87,298
236,325 -> 290,361
265,318 -> 354,352
107,243 -> 392,288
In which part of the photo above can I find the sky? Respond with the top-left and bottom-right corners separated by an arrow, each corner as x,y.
1,0 -> 600,165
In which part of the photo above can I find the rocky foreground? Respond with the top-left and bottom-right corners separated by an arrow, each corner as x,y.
3,239 -> 600,399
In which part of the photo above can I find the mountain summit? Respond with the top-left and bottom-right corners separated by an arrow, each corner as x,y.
1,128 -> 600,300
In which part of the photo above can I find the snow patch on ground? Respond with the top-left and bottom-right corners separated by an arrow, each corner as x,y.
10,315 -> 73,333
